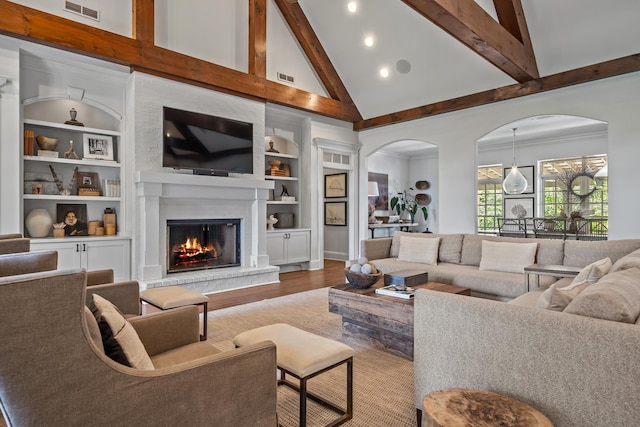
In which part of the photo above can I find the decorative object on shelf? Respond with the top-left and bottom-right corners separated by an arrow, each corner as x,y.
415,180 -> 430,190
24,172 -> 59,195
31,183 -> 43,195
23,129 -> 35,155
64,140 -> 80,159
35,135 -> 59,151
64,108 -> 84,126
266,159 -> 286,176
103,207 -> 116,234
83,134 -> 114,161
274,212 -> 294,229
324,173 -> 347,198
88,220 -> 102,235
56,204 -> 88,236
49,165 -> 78,195
76,171 -> 100,196
502,128 -> 528,195
391,188 -> 428,224
52,223 -> 66,238
25,208 -> 53,238
266,139 -> 279,153
268,159 -> 281,172
266,215 -> 278,230
325,201 -> 347,226
368,181 -> 379,224
280,184 -> 290,197
282,163 -> 290,177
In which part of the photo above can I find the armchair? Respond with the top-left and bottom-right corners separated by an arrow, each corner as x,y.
85,268 -> 142,316
0,234 -> 30,255
0,250 -> 57,277
0,269 -> 278,426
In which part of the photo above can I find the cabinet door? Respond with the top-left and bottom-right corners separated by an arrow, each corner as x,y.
267,233 -> 287,265
286,231 -> 310,263
83,240 -> 131,282
31,241 -> 82,270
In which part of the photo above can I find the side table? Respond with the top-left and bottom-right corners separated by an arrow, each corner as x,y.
524,264 -> 583,291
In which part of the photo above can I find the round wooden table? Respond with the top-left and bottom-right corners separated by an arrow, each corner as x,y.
422,388 -> 553,427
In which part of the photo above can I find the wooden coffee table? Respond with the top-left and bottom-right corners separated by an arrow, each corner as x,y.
328,281 -> 470,359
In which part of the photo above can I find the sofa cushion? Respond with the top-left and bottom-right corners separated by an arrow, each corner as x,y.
571,257 -> 612,285
537,280 -> 589,311
563,239 -> 640,267
397,235 -> 440,265
390,232 -> 463,264
461,234 -> 564,266
564,268 -> 640,323
610,248 -> 640,273
479,240 -> 538,274
90,294 -> 154,369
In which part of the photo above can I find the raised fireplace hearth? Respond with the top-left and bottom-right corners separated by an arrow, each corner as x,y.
167,219 -> 240,274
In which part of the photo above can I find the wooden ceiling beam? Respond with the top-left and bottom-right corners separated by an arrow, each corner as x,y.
0,0 -> 358,122
249,0 -> 267,78
402,0 -> 538,82
273,0 -> 361,120
354,53 -> 640,130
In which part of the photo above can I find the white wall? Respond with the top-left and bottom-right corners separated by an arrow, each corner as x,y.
359,71 -> 640,240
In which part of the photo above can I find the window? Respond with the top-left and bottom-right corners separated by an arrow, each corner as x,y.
477,165 -> 503,233
540,155 -> 607,218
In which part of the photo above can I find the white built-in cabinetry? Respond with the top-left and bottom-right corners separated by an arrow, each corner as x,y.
22,107 -> 131,281
266,229 -> 311,265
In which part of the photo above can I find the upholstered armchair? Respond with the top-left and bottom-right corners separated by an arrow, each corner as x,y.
84,268 -> 142,315
0,234 -> 30,255
0,250 -> 57,277
0,269 -> 278,426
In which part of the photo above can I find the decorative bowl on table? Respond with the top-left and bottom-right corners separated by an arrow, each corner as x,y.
35,135 -> 59,151
344,268 -> 382,289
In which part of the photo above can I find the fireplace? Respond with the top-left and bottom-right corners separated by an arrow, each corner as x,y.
167,219 -> 241,274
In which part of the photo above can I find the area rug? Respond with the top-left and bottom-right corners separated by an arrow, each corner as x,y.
206,288 -> 416,427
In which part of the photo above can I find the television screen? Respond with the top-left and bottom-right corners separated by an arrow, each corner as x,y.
163,106 -> 254,175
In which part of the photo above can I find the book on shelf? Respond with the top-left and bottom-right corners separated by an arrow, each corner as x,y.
103,178 -> 121,197
375,285 -> 416,299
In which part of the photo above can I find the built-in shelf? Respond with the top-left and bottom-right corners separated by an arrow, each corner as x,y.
24,119 -> 121,136
24,155 -> 119,168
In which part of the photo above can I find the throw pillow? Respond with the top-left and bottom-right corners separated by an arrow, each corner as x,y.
536,280 -> 589,311
571,257 -> 612,285
90,294 -> 154,370
610,248 -> 640,273
397,236 -> 440,265
564,268 -> 640,323
478,241 -> 538,274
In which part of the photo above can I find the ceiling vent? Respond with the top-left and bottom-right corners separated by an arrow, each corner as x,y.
64,1 -> 101,21
277,72 -> 295,84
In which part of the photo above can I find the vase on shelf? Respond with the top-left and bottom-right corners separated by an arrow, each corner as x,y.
400,211 -> 412,223
25,208 -> 53,238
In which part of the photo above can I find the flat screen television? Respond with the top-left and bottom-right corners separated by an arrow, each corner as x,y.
163,106 -> 254,176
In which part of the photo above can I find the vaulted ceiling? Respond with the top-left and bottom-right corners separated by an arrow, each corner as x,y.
1,0 -> 639,131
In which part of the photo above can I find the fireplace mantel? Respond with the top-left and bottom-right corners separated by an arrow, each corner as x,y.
135,170 -> 278,293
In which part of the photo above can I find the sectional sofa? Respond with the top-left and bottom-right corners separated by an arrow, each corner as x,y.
362,231 -> 640,299
362,231 -> 640,427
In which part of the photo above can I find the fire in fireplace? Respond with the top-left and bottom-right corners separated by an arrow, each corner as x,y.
167,219 -> 240,274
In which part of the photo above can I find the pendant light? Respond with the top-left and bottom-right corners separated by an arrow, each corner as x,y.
502,127 -> 528,194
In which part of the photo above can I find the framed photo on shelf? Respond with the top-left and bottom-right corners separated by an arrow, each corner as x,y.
503,165 -> 534,194
325,201 -> 347,226
83,134 -> 114,161
504,197 -> 534,219
324,173 -> 347,198
76,171 -> 100,196
56,203 -> 88,236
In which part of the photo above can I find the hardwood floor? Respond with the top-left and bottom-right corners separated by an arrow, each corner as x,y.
206,259 -> 345,311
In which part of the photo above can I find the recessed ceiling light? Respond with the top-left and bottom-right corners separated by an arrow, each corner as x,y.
347,2 -> 357,13
364,36 -> 374,47
379,67 -> 389,78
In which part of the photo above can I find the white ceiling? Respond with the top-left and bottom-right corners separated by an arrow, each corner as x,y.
297,0 -> 640,122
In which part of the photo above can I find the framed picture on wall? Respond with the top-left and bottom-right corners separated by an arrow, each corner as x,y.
503,165 -> 534,194
504,197 -> 534,219
325,201 -> 347,226
325,173 -> 347,198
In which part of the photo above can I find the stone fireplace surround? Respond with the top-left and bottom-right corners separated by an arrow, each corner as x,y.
135,170 -> 279,294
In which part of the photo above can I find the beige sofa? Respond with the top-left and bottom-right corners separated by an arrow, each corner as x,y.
408,236 -> 640,427
363,231 -> 640,299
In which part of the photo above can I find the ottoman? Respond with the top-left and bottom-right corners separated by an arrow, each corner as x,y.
234,323 -> 354,427
140,286 -> 209,340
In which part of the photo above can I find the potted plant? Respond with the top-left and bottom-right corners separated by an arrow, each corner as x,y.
391,188 -> 428,224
